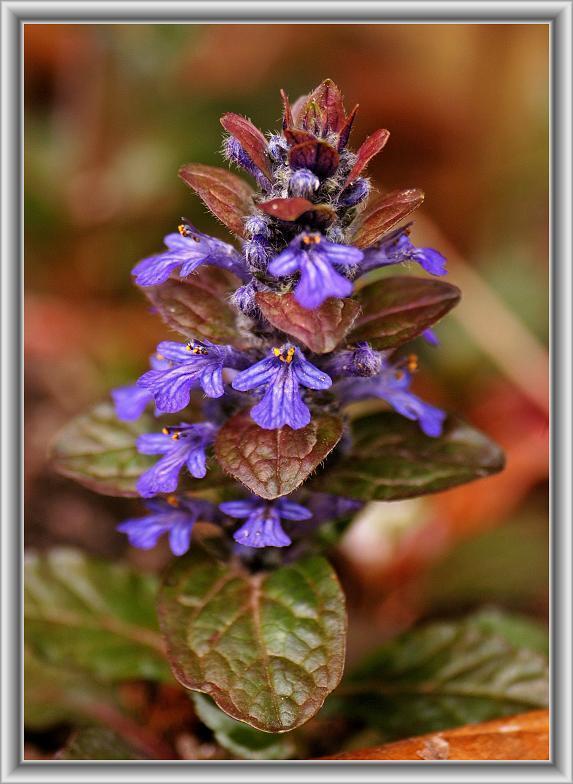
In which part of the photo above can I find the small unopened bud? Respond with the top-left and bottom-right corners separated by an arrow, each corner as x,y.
232,282 -> 259,318
244,214 -> 270,239
339,178 -> 370,207
288,168 -> 320,199
325,225 -> 345,244
244,237 -> 269,273
268,133 -> 288,162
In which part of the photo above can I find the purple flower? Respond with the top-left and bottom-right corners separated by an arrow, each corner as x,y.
268,232 -> 364,310
220,497 -> 312,548
232,344 -> 332,430
137,339 -> 247,413
117,497 -> 217,556
335,356 -> 446,437
422,327 -> 440,346
131,226 -> 246,287
112,385 -> 153,422
112,353 -> 172,421
360,224 -> 447,277
305,493 -> 364,524
136,422 -> 216,498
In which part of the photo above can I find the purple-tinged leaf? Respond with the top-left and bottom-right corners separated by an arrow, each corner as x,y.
306,78 -> 346,134
257,292 -> 361,354
214,411 -> 343,499
350,276 -> 461,348
158,549 -> 346,732
220,113 -> 273,180
343,128 -> 390,188
258,197 -> 316,221
280,88 -> 294,129
338,104 -> 359,150
178,163 -> 254,239
288,140 -> 340,178
140,267 -> 246,347
311,412 -> 505,501
258,198 -> 336,229
283,128 -> 317,146
351,188 -> 425,249
291,93 -> 309,125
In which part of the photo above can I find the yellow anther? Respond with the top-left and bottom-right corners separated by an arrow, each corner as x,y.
156,353 -> 164,360
178,223 -> 201,242
186,341 -> 208,355
274,346 -> 296,363
407,354 -> 418,372
395,370 -> 405,381
166,495 -> 179,507
171,432 -> 181,441
302,232 -> 321,246
162,427 -> 169,435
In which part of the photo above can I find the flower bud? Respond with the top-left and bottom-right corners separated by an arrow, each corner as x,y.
338,177 -> 370,207
244,237 -> 269,273
288,168 -> 320,199
232,282 -> 259,317
244,214 -> 270,239
267,133 -> 288,162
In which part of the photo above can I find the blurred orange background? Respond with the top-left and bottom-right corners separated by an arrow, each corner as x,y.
24,23 -> 549,652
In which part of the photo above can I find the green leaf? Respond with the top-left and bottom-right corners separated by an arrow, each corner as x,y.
215,411 -> 343,500
25,549 -> 170,682
140,266 -> 244,347
349,276 -> 461,348
256,292 -> 361,354
178,163 -> 254,238
192,694 -> 295,759
158,549 -> 347,733
467,609 -> 549,657
58,728 -> 144,760
332,616 -> 548,742
51,402 -> 155,497
24,647 -> 113,730
312,412 -> 504,501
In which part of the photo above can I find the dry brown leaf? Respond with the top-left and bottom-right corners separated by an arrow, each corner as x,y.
322,710 -> 549,761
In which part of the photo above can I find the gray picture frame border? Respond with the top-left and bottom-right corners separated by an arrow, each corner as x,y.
1,2 -> 570,782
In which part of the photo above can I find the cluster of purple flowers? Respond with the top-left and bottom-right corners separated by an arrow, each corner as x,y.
112,81 -> 449,555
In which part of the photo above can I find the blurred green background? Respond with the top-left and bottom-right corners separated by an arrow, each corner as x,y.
24,23 -> 549,643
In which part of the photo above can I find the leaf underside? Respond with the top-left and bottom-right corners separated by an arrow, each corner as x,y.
351,188 -> 425,249
158,549 -> 346,732
192,693 -> 295,759
178,163 -> 254,238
